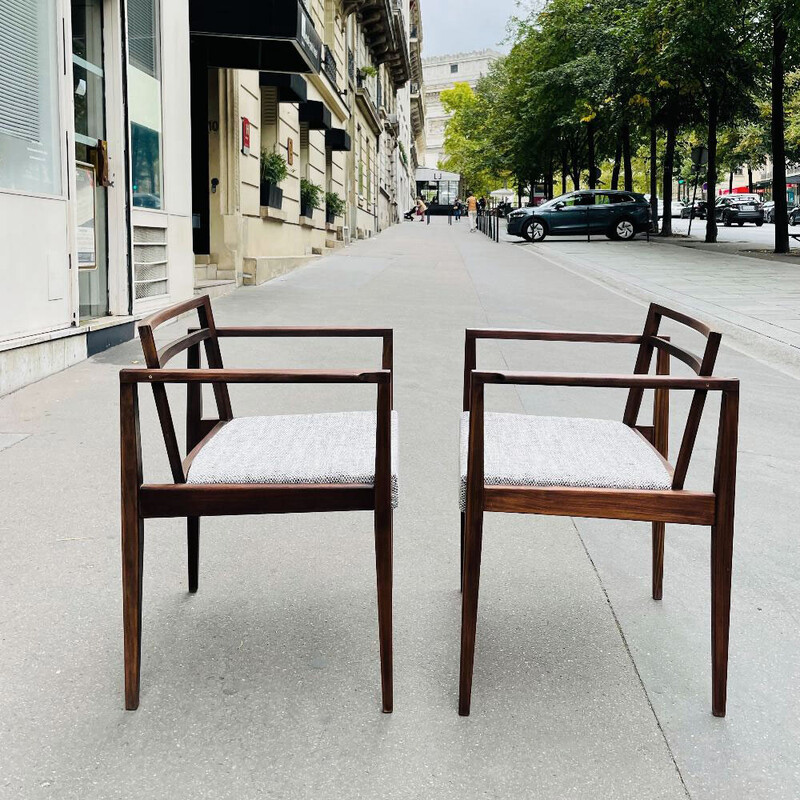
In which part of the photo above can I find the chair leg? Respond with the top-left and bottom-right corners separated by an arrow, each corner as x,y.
188,517 -> 199,594
374,506 -> 393,713
711,518 -> 734,717
122,511 -> 144,711
459,509 -> 484,716
652,522 -> 665,600
460,512 -> 465,592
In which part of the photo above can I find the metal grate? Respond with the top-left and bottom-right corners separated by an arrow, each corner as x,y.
133,225 -> 168,300
0,0 -> 40,141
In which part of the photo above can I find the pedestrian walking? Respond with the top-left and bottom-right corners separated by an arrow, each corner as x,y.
466,192 -> 478,232
454,199 -> 462,221
478,196 -> 486,216
416,196 -> 427,222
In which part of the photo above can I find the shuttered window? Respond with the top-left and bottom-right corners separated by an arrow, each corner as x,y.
128,0 -> 159,78
0,0 -> 62,194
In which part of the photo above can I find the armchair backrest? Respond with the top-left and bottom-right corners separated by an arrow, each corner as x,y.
137,295 -> 233,483
624,303 -> 722,490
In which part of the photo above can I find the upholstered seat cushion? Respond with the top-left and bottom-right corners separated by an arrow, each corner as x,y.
188,411 -> 399,508
459,412 -> 672,510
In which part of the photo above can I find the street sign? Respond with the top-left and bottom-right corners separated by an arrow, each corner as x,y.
691,145 -> 708,168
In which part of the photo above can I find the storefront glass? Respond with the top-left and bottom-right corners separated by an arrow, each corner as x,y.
128,0 -> 163,208
0,0 -> 62,195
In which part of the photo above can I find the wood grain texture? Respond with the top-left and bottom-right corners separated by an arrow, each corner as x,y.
120,368 -> 391,384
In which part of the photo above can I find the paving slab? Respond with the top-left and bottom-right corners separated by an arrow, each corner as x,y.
3,216 -> 796,798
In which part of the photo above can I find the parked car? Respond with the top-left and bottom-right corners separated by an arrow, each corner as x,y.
659,200 -> 686,218
680,200 -> 707,220
506,190 -> 651,242
714,196 -> 764,227
791,206 -> 800,226
762,201 -> 775,223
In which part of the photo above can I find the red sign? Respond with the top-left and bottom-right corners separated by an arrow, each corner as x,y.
241,117 -> 251,155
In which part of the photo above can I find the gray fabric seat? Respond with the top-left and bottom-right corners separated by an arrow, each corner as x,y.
460,412 -> 672,510
188,411 -> 399,508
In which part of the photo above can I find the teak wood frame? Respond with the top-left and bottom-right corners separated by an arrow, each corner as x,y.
120,295 -> 394,712
459,303 -> 739,717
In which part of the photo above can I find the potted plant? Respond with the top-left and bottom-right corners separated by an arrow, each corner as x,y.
325,191 -> 345,224
260,150 -> 288,209
300,178 -> 322,219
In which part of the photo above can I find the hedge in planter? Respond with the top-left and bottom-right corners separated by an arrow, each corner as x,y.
260,150 -> 288,209
300,178 -> 323,219
325,191 -> 346,224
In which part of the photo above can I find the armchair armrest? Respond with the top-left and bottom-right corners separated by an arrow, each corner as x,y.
120,368 -> 390,384
471,371 -> 738,392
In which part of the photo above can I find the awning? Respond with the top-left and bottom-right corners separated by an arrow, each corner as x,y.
299,101 -> 332,131
190,0 -> 322,73
259,72 -> 308,103
325,128 -> 351,151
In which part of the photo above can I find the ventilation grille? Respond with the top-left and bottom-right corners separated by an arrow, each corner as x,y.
133,225 -> 168,299
0,0 -> 40,141
261,87 -> 278,127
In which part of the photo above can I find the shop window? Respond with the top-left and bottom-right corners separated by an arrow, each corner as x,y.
128,0 -> 163,209
0,0 -> 62,195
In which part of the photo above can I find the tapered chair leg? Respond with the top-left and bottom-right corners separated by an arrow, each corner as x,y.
711,518 -> 734,717
652,522 -> 665,600
188,517 -> 199,593
460,512 -> 465,592
459,509 -> 484,716
122,513 -> 144,711
374,507 -> 393,713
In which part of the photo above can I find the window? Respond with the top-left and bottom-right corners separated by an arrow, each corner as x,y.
450,63 -> 458,74
595,194 -> 612,205
128,0 -> 163,209
0,0 -> 62,195
561,194 -> 593,207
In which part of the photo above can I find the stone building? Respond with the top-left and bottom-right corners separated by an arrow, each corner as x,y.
421,49 -> 502,169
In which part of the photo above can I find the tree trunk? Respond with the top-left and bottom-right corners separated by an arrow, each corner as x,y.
517,177 -> 523,209
729,171 -> 734,194
561,148 -> 568,195
706,97 -> 719,243
660,121 -> 676,236
649,121 -> 659,232
611,138 -> 622,190
748,166 -> 753,193
587,120 -> 596,189
772,7 -> 789,254
622,122 -> 633,191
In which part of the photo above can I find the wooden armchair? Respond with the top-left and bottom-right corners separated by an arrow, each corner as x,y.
459,303 -> 739,717
120,296 -> 396,712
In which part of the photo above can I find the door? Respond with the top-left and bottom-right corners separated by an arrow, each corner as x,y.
550,192 -> 593,233
72,0 -> 110,320
589,193 -> 614,232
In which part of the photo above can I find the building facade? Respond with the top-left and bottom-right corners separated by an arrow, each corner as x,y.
0,0 -> 423,395
1,0 -> 195,395
421,49 -> 501,169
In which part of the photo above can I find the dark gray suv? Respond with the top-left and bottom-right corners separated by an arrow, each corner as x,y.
506,190 -> 651,242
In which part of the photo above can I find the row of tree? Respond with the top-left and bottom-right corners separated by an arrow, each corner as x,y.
439,0 -> 800,253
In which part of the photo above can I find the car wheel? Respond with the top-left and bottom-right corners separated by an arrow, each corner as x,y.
611,217 -> 636,241
755,221 -> 763,227
738,221 -> 744,226
724,214 -> 732,227
522,217 -> 547,242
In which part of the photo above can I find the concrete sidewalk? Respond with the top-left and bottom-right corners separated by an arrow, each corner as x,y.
1,217 -> 798,798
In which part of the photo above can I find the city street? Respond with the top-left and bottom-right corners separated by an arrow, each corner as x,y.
2,217 -> 800,798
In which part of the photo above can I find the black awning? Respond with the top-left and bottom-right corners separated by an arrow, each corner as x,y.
325,128 -> 351,151
190,0 -> 322,73
260,72 -> 308,103
299,101 -> 332,131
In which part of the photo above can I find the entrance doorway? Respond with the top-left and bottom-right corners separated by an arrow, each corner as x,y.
71,0 -> 110,320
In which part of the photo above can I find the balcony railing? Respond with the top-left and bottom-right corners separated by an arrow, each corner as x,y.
322,44 -> 337,85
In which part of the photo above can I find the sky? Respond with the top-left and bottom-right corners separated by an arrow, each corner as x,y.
420,0 -> 536,58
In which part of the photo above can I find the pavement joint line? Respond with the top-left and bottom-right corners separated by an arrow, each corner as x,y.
508,236 -> 800,381
570,518 -> 694,800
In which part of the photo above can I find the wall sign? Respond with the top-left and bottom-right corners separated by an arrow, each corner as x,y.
241,117 -> 251,155
287,137 -> 294,165
76,164 -> 97,270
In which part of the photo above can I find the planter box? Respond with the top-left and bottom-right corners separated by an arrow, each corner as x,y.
326,208 -> 336,225
301,201 -> 314,219
260,182 -> 283,209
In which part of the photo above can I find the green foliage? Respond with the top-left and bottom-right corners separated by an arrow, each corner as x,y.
325,191 -> 346,217
300,178 -> 323,210
359,65 -> 378,78
398,141 -> 408,167
260,150 -> 288,184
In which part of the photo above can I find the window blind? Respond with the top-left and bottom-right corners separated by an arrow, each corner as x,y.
0,0 -> 41,141
128,0 -> 159,77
